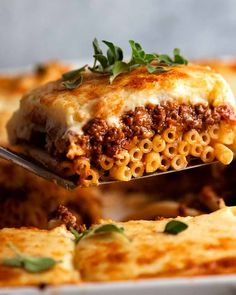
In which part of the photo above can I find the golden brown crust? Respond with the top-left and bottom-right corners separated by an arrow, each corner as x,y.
13,63 -> 235,127
0,226 -> 79,286
75,207 -> 236,281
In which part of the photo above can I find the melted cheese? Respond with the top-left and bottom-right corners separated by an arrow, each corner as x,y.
75,207 -> 236,281
0,226 -> 79,286
7,63 -> 236,143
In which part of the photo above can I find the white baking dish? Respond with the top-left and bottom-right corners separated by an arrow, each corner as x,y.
1,275 -> 236,295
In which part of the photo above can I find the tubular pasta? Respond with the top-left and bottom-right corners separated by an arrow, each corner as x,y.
209,124 -> 220,140
199,131 -> 211,146
129,161 -> 144,178
74,157 -> 90,175
190,144 -> 203,157
218,122 -> 235,145
171,155 -> 187,170
114,150 -> 130,166
99,155 -> 114,170
183,130 -> 201,145
163,127 -> 178,143
201,146 -> 215,163
159,155 -> 171,171
81,169 -> 99,187
129,147 -> 143,162
152,135 -> 166,153
163,143 -> 178,159
138,138 -> 153,153
110,165 -> 132,181
145,152 -> 161,173
178,141 -> 190,156
214,143 -> 234,165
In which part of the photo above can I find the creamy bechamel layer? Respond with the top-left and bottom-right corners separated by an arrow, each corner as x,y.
75,206 -> 236,281
0,226 -> 79,286
7,64 -> 236,143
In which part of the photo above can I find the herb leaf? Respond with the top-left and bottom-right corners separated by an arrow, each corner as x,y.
93,54 -> 108,70
62,76 -> 83,90
164,220 -> 188,235
61,39 -> 188,89
147,65 -> 170,74
3,257 -> 22,267
102,40 -> 123,65
69,226 -> 84,243
92,38 -> 103,55
129,40 -> 151,65
62,65 -> 87,81
110,61 -> 129,83
70,223 -> 125,243
94,224 -> 125,234
173,48 -> 188,65
62,65 -> 86,90
2,243 -> 58,273
23,256 -> 56,273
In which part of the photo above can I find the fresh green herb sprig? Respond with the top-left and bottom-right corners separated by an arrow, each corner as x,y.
2,243 -> 58,273
164,220 -> 188,235
62,39 -> 188,89
62,65 -> 87,89
70,223 -> 125,243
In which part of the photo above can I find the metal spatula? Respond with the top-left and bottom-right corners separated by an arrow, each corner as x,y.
0,146 -> 217,190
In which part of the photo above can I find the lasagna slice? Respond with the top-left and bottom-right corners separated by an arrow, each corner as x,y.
0,226 -> 79,286
75,206 -> 236,281
7,46 -> 236,186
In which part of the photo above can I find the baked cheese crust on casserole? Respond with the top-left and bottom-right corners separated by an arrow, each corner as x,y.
0,61 -> 71,144
75,206 -> 236,281
2,207 -> 236,285
7,49 -> 236,186
0,226 -> 79,286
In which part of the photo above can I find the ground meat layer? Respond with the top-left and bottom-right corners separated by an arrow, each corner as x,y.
65,102 -> 235,164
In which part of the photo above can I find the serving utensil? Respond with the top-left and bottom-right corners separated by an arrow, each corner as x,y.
0,146 -> 217,190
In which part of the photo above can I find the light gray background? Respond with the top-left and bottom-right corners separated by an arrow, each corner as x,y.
0,0 -> 236,68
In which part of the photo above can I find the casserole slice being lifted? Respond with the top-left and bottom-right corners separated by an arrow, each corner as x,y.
7,39 -> 236,186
